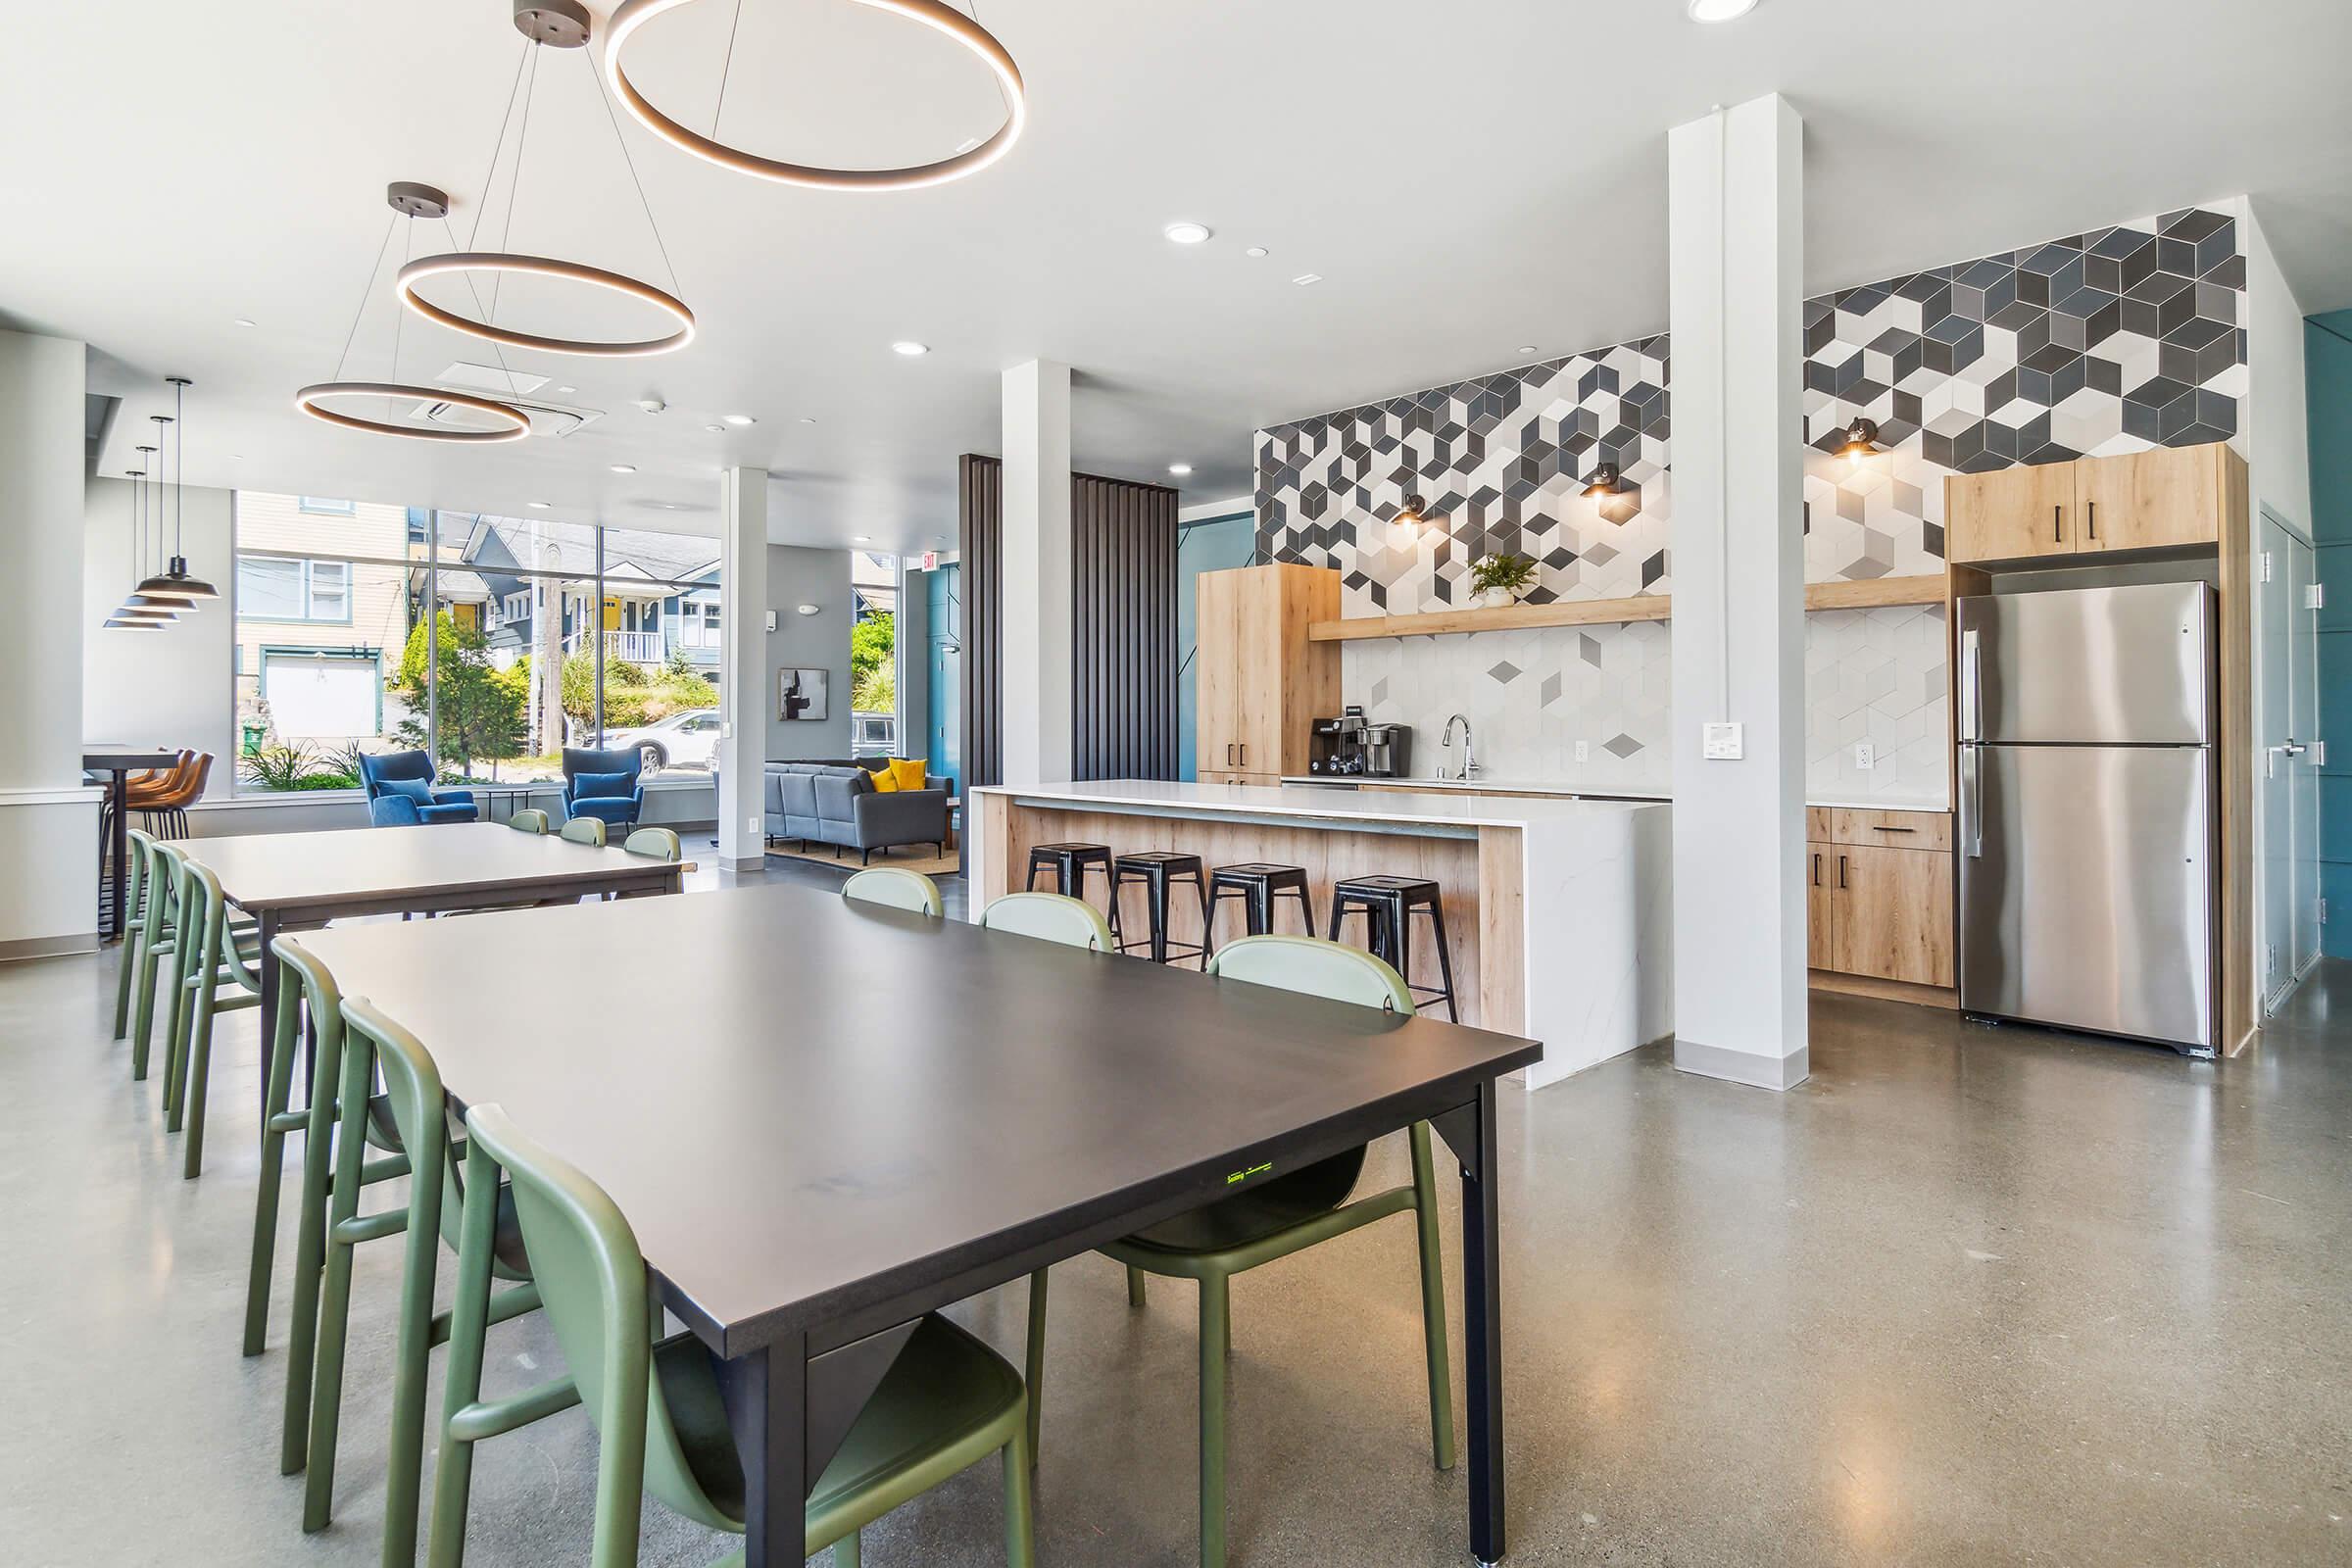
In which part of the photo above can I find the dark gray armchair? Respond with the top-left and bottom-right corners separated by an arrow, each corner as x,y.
762,760 -> 954,862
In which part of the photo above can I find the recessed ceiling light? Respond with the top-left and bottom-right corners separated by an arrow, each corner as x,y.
557,384 -> 577,394
1244,246 -> 1268,259
611,464 -> 637,473
892,341 -> 930,357
528,500 -> 551,509
854,534 -> 873,542
1687,0 -> 1756,19
1517,345 -> 1539,356
954,135 -> 984,155
705,423 -> 724,433
799,416 -> 817,424
1163,220 -> 1212,245
1292,272 -> 1323,286
1168,463 -> 1193,476
723,413 -> 756,426
234,317 -> 257,328
228,454 -> 244,461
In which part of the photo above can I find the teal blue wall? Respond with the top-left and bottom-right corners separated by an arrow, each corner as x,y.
1175,514 -> 1258,780
924,564 -> 962,787
2310,311 -> 2352,955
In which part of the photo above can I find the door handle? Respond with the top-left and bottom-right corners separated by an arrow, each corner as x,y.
2086,501 -> 2096,543
1226,743 -> 1236,766
1812,852 -> 1822,887
2053,504 -> 2062,544
1964,749 -> 1984,858
1871,825 -> 1918,834
1238,743 -> 1247,768
1959,629 -> 1984,742
1838,854 -> 1848,890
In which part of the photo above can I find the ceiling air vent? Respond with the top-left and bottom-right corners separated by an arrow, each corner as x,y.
411,393 -> 601,439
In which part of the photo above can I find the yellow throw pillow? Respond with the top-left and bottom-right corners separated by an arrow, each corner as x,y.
887,758 -> 929,792
869,764 -> 900,793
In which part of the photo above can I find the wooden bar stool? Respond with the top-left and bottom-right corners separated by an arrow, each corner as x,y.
1110,852 -> 1212,967
1207,862 -> 1316,954
1025,842 -> 1116,920
1328,874 -> 1459,1021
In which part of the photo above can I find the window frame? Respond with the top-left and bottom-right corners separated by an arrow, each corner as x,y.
235,553 -> 356,626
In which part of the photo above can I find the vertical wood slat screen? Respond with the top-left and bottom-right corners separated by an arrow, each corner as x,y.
958,454 -> 1004,789
958,455 -> 1179,788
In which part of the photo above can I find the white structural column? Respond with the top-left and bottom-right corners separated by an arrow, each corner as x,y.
717,466 -> 770,869
0,328 -> 99,956
1666,95 -> 1810,1090
1000,360 -> 1073,786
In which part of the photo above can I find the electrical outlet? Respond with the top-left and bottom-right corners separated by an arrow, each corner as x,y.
1574,739 -> 1590,763
1855,740 -> 1876,769
1701,721 -> 1743,760
748,816 -> 760,834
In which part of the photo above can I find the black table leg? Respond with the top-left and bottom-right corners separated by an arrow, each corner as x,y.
255,909 -> 281,1121
107,770 -> 129,942
1459,1078 -> 1506,1564
722,1335 -> 808,1568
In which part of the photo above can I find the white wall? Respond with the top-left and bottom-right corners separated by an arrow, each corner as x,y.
2238,198 -> 2312,534
82,476 -> 237,797
765,545 -> 853,760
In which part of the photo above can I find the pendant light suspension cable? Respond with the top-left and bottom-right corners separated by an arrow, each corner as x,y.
133,378 -> 218,606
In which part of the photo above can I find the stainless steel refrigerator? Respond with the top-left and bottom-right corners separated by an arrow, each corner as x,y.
1956,582 -> 2218,1053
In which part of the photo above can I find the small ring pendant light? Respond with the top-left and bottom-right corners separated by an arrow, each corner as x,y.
393,1 -> 697,359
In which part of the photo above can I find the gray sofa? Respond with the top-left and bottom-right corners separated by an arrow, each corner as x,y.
763,759 -> 955,862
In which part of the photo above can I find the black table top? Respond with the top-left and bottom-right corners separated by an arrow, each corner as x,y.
83,748 -> 179,771
175,821 -> 685,912
293,882 -> 1541,1353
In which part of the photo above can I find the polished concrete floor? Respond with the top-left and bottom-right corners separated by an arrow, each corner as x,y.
4,861 -> 2347,1565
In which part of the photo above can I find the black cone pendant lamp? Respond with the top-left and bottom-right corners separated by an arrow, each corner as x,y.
133,376 -> 219,606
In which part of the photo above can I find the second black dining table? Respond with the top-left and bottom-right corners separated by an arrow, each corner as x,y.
293,880 -> 1539,1565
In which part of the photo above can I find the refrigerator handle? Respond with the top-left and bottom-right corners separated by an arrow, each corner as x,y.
1959,627 -> 1984,743
1962,746 -> 1984,858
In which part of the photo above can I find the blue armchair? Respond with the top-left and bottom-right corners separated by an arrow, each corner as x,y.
561,746 -> 644,828
359,750 -> 480,827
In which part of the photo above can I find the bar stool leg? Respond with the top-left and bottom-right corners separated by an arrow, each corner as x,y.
1424,901 -> 1460,1022
1288,885 -> 1315,936
1149,870 -> 1170,963
1190,872 -> 1212,968
1325,894 -> 1348,944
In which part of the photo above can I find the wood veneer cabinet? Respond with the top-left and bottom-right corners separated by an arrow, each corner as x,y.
1807,808 -> 1955,996
1946,441 -> 2235,564
1195,564 -> 1340,779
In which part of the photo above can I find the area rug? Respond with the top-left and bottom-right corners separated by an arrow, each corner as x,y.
765,841 -> 961,877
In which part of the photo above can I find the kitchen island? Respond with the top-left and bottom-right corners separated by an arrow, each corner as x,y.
966,779 -> 1671,1087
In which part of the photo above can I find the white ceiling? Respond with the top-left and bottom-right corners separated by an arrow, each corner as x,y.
5,0 -> 2349,553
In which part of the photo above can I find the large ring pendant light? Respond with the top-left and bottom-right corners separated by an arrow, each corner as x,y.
298,182 -> 535,443
604,0 -> 1026,192
396,252 -> 694,357
394,1 -> 696,359
297,381 -> 533,443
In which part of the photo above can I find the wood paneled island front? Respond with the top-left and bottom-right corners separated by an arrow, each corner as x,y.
966,780 -> 1672,1087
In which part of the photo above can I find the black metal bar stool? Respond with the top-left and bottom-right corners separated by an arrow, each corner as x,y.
1109,852 -> 1211,967
1025,842 -> 1116,922
1328,874 -> 1459,1021
1206,862 -> 1317,954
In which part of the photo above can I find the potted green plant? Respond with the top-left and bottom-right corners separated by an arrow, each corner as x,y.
1468,552 -> 1538,609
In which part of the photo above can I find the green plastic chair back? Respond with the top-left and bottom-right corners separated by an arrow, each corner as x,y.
508,808 -> 551,834
462,1102 -> 744,1537
334,999 -> 489,1259
980,891 -> 1114,951
1205,934 -> 1412,1012
844,866 -> 943,917
560,816 -> 608,848
123,825 -> 153,921
181,859 -> 262,989
622,826 -> 681,862
148,836 -> 189,937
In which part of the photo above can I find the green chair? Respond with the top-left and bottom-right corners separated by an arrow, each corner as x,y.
1064,934 -> 1456,1568
977,890 -> 1115,951
507,808 -> 551,834
112,826 -> 156,1042
313,999 -> 574,1561
428,1099 -> 1037,1568
163,858 -> 266,1179
843,866 -> 943,917
560,815 -> 608,848
621,825 -> 680,860
128,835 -> 189,1082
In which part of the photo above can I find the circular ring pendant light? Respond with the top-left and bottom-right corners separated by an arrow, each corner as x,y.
298,182 -> 534,442
603,0 -> 1026,192
392,1 -> 697,358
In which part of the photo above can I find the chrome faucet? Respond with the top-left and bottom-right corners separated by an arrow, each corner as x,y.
1441,712 -> 1480,781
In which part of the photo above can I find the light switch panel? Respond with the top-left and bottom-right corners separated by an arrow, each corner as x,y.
1574,740 -> 1590,763
1854,740 -> 1876,769
1701,721 -> 1744,760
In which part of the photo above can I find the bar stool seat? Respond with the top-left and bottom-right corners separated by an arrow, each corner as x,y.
1110,852 -> 1211,967
1328,874 -> 1458,1021
1206,862 -> 1316,955
1026,842 -> 1116,918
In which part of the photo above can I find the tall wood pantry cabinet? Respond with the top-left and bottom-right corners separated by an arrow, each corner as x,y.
1195,564 -> 1341,785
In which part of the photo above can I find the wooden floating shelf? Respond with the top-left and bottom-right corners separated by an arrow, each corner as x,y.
1306,573 -> 1949,642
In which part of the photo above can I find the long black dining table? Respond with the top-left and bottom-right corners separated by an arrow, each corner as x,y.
84,746 -> 177,941
292,880 -> 1541,1565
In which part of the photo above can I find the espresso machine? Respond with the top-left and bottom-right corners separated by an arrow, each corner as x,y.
1309,708 -> 1368,774
1360,722 -> 1411,778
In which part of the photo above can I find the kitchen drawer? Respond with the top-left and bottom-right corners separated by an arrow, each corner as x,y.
1825,808 -> 1952,853
1807,807 -> 1835,842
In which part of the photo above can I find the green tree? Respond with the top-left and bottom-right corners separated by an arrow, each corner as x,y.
392,612 -> 527,779
851,611 -> 895,712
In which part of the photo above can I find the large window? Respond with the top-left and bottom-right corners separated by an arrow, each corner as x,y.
233,492 -> 724,793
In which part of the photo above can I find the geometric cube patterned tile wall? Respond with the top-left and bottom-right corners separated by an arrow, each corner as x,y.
1256,207 -> 2246,612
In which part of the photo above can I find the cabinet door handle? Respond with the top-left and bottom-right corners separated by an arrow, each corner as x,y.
2053,504 -> 2062,543
1872,825 -> 1917,834
1238,743 -> 1248,768
1838,854 -> 1848,889
2086,501 -> 2096,542
1812,852 -> 1822,887
1226,743 -> 1237,766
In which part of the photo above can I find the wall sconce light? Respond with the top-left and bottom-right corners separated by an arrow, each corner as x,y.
1581,462 -> 1622,498
1396,494 -> 1431,524
795,603 -> 821,616
1837,416 -> 1882,463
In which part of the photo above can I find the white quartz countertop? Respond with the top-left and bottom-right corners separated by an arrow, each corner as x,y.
1276,775 -> 1948,813
975,778 -> 1664,830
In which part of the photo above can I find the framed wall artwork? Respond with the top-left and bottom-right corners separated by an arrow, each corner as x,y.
779,666 -> 829,721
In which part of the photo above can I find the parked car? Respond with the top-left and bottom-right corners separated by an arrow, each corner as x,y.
603,709 -> 722,772
851,710 -> 896,758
